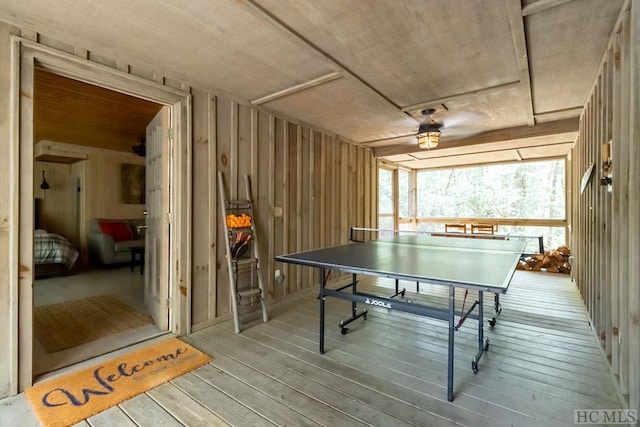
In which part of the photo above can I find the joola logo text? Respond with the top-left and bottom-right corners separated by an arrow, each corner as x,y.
364,298 -> 391,309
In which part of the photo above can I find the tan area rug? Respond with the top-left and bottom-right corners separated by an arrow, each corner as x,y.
34,295 -> 154,353
25,337 -> 212,427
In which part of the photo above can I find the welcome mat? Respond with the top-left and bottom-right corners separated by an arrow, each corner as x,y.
25,337 -> 212,427
33,295 -> 154,353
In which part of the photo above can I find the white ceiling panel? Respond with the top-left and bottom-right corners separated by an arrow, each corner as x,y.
262,76 -> 417,142
526,0 -> 624,114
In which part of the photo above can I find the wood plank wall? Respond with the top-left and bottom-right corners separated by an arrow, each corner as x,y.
190,90 -> 377,330
34,146 -> 146,262
570,1 -> 639,411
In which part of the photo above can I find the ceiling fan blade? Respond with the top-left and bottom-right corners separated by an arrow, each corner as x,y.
441,110 -> 488,129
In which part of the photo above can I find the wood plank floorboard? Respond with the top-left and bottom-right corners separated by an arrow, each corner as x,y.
256,310 -> 613,412
0,271 -> 621,426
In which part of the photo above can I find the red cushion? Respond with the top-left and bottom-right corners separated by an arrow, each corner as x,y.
98,221 -> 133,242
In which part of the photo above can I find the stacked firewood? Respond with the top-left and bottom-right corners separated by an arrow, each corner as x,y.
517,246 -> 571,274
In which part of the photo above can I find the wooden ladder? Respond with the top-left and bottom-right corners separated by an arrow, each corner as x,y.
218,172 -> 268,333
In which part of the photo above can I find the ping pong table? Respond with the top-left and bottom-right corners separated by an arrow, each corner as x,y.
275,228 -> 527,402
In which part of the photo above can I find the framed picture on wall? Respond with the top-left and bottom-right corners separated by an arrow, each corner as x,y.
121,163 -> 146,204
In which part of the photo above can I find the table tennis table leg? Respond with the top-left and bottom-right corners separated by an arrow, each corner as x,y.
472,290 -> 489,374
447,286 -> 455,402
320,268 -> 326,354
489,293 -> 501,327
478,290 -> 484,353
352,274 -> 358,318
338,274 -> 368,334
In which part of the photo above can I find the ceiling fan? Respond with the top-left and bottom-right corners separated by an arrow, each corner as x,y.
416,108 -> 442,149
415,106 -> 485,149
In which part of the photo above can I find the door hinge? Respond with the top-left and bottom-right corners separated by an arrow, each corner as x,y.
166,212 -> 173,223
166,128 -> 174,141
165,298 -> 172,309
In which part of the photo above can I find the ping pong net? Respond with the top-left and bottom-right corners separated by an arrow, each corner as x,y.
349,227 -> 531,254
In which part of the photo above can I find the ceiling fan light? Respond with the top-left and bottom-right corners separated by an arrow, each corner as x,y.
417,130 -> 440,149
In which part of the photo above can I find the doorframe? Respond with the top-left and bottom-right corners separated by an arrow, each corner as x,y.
8,36 -> 192,393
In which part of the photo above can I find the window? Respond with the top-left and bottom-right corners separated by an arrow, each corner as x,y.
398,169 -> 409,218
416,160 -> 565,219
413,159 -> 567,248
378,168 -> 394,230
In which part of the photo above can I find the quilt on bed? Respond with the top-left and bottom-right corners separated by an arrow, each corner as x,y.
34,232 -> 79,269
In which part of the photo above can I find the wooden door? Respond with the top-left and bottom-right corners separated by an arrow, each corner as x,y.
144,106 -> 170,330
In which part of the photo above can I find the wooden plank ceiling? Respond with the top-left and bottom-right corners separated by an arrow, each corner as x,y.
2,0 -> 625,169
34,68 -> 162,154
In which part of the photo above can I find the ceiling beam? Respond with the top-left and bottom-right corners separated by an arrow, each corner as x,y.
408,136 -> 574,160
394,144 -> 573,170
251,72 -> 342,105
522,0 -> 574,16
374,118 -> 579,157
506,0 -> 535,126
399,81 -> 521,114
533,106 -> 583,119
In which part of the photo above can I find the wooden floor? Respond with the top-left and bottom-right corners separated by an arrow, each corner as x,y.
0,271 -> 621,426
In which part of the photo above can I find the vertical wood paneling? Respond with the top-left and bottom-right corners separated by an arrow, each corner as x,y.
363,149 -> 371,229
229,102 -> 238,199
332,137 -> 340,246
249,108 -> 265,299
278,118 -> 288,297
267,114 -> 275,300
273,117 -> 286,297
256,111 -> 271,301
307,129 -> 314,287
190,89 -> 211,325
611,32 -> 622,376
619,9 -> 631,396
313,131 -> 322,285
340,142 -> 349,244
236,104 -> 252,194
627,0 -> 640,410
296,124 -> 304,275
320,134 -> 327,248
215,98 -> 232,318
349,144 -> 357,231
570,3 -> 640,411
603,51 -> 613,361
208,95 -> 218,323
286,122 -> 298,295
356,148 -> 363,227
596,73 -> 604,347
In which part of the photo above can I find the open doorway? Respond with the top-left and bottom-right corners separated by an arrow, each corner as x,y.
31,69 -> 170,377
13,38 -> 192,392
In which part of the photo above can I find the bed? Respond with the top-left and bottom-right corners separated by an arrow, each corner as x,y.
34,230 -> 79,278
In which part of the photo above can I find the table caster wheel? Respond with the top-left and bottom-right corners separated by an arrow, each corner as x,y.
489,318 -> 497,328
400,289 -> 406,297
363,312 -> 368,320
340,327 -> 348,335
472,358 -> 478,374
